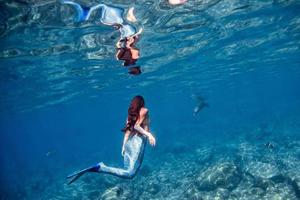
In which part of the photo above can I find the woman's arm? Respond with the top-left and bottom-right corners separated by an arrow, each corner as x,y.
134,110 -> 150,136
121,130 -> 130,156
134,110 -> 156,146
134,124 -> 155,146
144,118 -> 150,132
121,118 -> 130,156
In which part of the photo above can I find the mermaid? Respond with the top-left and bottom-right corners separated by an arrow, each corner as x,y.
66,95 -> 156,184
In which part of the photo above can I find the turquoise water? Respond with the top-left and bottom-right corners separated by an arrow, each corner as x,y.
1,0 -> 300,199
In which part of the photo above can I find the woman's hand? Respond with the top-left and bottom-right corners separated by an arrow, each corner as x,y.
121,145 -> 125,156
148,134 -> 156,146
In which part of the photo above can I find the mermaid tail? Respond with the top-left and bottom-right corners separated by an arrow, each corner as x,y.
66,134 -> 146,183
60,0 -> 138,38
66,164 -> 100,185
60,0 -> 105,22
60,0 -> 124,25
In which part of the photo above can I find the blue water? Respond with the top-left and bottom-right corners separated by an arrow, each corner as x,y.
1,0 -> 300,199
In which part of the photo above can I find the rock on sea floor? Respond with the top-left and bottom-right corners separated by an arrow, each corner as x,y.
245,161 -> 280,179
101,186 -> 132,200
195,162 -> 241,191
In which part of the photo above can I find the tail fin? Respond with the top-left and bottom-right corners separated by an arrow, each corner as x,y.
67,171 -> 85,185
60,0 -> 102,22
66,164 -> 100,185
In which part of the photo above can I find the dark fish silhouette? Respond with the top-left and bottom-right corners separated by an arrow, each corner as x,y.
192,95 -> 209,116
265,142 -> 274,149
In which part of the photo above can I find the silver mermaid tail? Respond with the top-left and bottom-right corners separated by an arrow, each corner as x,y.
66,133 -> 146,184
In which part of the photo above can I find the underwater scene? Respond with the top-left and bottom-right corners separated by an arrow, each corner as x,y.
1,0 -> 300,199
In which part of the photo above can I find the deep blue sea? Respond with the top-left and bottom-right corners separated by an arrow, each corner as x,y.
1,0 -> 300,199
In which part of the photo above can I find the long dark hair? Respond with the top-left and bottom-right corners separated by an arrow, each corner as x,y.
122,95 -> 145,132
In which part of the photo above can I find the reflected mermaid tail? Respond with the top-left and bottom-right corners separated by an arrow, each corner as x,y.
60,0 -> 137,38
66,163 -> 100,185
60,0 -> 124,25
60,0 -> 105,22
